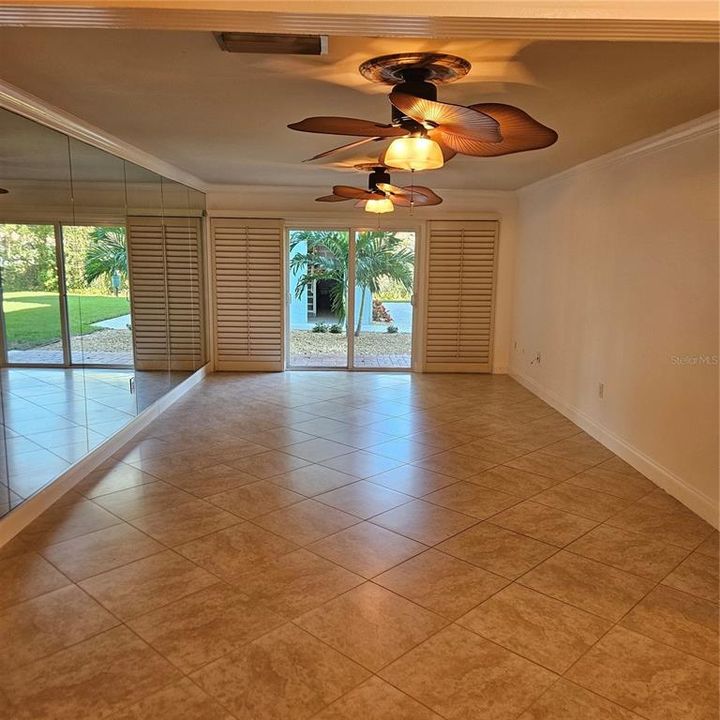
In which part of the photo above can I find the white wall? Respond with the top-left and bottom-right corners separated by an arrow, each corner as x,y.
205,184 -> 518,373
510,114 -> 719,526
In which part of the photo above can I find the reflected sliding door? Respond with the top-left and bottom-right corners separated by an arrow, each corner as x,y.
0,223 -> 65,365
61,224 -> 133,366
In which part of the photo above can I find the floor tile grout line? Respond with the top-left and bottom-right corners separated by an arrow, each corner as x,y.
557,534 -> 719,710
372,620 -> 558,720
288,596 -> 454,691
505,507 -> 715,670
29,486 -> 263,584
377,543 -> 715,714
0,556 -> 154,672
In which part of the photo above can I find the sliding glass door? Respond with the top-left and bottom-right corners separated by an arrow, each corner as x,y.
0,222 -> 132,367
286,227 -> 416,370
0,223 -> 65,365
62,225 -> 132,366
288,228 -> 350,368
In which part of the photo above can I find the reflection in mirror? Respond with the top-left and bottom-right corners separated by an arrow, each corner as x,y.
161,176 -> 206,388
125,161 -> 172,409
0,108 -> 86,507
66,138 -> 136,456
0,364 -> 8,515
0,107 -> 206,519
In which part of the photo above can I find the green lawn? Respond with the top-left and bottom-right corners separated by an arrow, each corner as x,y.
2,291 -> 130,349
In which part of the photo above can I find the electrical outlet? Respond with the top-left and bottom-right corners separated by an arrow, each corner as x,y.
535,352 -> 541,364
598,382 -> 604,399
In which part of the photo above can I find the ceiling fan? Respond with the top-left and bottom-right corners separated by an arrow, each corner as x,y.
289,52 -> 558,169
316,164 -> 442,214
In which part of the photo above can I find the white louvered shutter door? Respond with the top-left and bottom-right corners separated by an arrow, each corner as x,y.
210,218 -> 284,371
164,217 -> 205,370
127,216 -> 169,370
424,220 -> 499,372
127,216 -> 204,371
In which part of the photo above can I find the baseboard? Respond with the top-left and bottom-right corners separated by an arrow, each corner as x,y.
510,367 -> 718,529
0,364 -> 209,548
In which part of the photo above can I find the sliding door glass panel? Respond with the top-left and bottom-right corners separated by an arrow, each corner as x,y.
288,229 -> 349,368
0,223 -> 63,365
352,229 -> 415,369
62,225 -> 132,366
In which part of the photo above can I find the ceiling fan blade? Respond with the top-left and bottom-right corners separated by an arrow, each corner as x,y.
315,194 -> 350,203
332,185 -> 376,200
408,186 -> 443,205
303,136 -> 382,162
375,182 -> 411,197
437,139 -> 458,162
289,116 -> 406,137
389,91 -> 501,143
390,186 -> 443,207
441,104 -> 558,157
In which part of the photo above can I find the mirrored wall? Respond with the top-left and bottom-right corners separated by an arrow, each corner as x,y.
0,107 -> 206,517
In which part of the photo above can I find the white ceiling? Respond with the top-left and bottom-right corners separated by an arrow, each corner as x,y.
0,28 -> 717,191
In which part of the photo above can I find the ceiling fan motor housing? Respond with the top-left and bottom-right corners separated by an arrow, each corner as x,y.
368,166 -> 391,193
392,68 -> 438,127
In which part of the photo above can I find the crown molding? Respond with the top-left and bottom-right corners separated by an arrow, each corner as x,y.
0,79 -> 209,192
519,110 -> 720,194
0,3 -> 717,41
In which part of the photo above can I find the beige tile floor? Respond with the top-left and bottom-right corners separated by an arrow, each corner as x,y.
0,371 -> 718,720
0,368 -> 191,514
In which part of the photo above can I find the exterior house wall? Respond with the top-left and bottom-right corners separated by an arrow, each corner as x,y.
287,234 -> 372,329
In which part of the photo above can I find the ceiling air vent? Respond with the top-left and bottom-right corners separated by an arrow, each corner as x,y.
215,32 -> 328,55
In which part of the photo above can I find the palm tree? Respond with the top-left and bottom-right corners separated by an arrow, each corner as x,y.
290,230 -> 414,336
83,227 -> 128,291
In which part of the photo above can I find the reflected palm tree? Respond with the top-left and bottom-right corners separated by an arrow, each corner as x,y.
83,226 -> 127,293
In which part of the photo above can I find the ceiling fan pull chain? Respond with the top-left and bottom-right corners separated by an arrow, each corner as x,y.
410,170 -> 415,214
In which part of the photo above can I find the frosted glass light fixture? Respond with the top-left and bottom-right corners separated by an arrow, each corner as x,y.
384,136 -> 444,171
364,196 -> 394,214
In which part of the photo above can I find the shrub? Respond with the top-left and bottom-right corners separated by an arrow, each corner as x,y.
386,324 -> 399,334
329,323 -> 344,334
311,322 -> 329,333
372,299 -> 393,323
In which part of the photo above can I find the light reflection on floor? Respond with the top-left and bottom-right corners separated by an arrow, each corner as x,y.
0,367 -> 189,515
